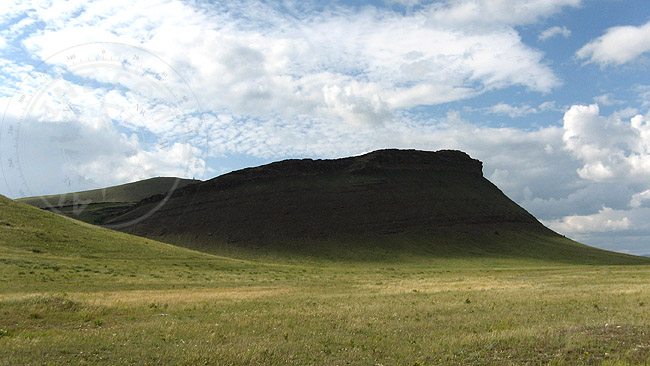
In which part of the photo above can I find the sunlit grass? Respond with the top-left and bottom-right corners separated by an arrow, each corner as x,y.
2,260 -> 650,365
2,195 -> 650,364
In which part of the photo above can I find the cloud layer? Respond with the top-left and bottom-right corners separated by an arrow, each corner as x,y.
9,0 -> 568,127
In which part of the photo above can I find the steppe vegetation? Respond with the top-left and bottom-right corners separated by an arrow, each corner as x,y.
2,196 -> 650,365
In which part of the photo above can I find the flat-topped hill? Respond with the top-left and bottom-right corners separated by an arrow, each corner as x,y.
102,149 -> 645,263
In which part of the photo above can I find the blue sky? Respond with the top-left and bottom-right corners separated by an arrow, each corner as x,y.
1,0 -> 650,254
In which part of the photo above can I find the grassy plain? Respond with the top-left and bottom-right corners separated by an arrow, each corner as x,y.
2,196 -> 650,365
3,258 -> 650,365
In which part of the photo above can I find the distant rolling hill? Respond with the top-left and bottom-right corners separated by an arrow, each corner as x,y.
0,193 -> 207,260
0,192 -> 254,295
104,149 -> 647,264
18,177 -> 200,225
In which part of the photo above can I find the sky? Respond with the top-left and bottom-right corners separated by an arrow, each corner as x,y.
1,0 -> 650,254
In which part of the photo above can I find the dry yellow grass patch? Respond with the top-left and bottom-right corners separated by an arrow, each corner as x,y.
363,276 -> 536,294
74,286 -> 294,306
0,286 -> 293,308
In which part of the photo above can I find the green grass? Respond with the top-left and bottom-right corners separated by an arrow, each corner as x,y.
157,224 -> 648,266
2,195 -> 650,364
3,262 -> 650,365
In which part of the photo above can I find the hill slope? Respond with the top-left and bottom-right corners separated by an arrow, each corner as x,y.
0,193 -> 206,259
18,177 -> 200,225
108,149 -> 645,263
0,193 -> 259,295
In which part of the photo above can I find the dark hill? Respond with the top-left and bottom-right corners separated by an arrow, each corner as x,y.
107,149 -> 643,263
18,177 -> 200,225
111,149 -> 535,238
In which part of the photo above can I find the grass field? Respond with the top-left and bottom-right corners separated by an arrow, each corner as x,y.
2,195 -> 650,365
3,258 -> 650,365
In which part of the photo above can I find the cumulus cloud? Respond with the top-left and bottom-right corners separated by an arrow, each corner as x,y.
538,25 -> 571,41
562,104 -> 650,182
518,104 -> 650,251
577,20 -> 650,66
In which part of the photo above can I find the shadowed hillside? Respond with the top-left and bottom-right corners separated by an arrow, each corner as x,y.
106,149 -> 646,263
18,177 -> 200,225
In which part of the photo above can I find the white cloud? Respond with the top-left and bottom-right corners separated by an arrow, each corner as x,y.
630,190 -> 650,208
12,0 -> 564,131
593,93 -> 624,106
1,1 -> 570,197
562,104 -> 650,182
487,102 -> 538,117
538,25 -> 571,41
637,85 -> 650,107
543,204 -> 650,254
427,0 -> 581,27
611,107 -> 640,121
482,101 -> 560,117
544,206 -> 631,234
0,51 -> 207,196
384,0 -> 423,6
527,103 -> 650,251
74,141 -> 204,186
11,118 -> 205,196
538,101 -> 560,111
577,20 -> 650,66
